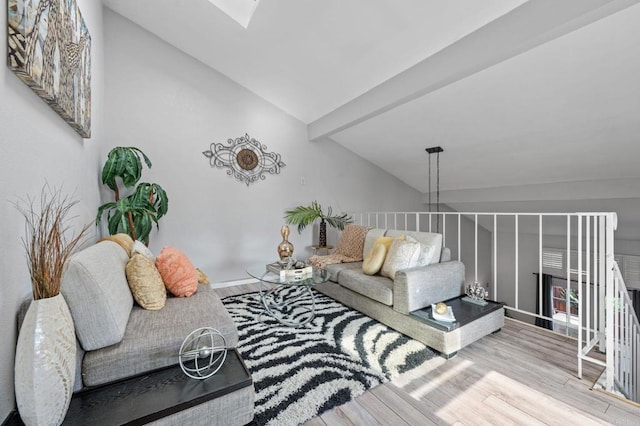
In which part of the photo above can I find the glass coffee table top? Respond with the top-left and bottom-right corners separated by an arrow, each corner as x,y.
247,264 -> 330,327
246,265 -> 329,286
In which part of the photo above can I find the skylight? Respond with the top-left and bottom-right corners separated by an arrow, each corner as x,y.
207,0 -> 261,28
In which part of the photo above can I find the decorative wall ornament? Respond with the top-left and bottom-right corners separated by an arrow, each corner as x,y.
203,133 -> 285,186
8,0 -> 92,138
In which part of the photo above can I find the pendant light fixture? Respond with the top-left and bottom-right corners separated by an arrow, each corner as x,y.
425,146 -> 443,232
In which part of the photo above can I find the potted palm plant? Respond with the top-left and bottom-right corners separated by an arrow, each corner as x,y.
96,147 -> 168,245
284,201 -> 352,247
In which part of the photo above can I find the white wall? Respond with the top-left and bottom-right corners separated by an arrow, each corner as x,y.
0,1 -> 105,419
103,10 -> 426,283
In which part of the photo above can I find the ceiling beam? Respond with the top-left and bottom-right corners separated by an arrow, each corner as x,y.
308,0 -> 639,141
430,178 -> 640,205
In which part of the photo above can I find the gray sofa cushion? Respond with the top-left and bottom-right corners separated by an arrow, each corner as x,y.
338,269 -> 393,306
362,228 -> 386,257
441,247 -> 451,262
325,261 -> 363,282
81,284 -> 238,387
61,241 -> 133,351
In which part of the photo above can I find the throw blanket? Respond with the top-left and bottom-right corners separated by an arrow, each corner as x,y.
308,224 -> 368,268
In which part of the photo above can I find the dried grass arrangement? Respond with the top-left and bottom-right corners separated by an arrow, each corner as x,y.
14,186 -> 91,300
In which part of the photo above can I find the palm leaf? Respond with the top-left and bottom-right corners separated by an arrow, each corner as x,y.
284,201 -> 352,233
284,202 -> 323,233
324,212 -> 352,231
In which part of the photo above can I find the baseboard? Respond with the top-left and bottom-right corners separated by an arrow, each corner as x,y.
210,278 -> 258,289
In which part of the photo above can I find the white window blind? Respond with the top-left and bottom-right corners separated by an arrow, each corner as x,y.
543,249 -> 563,270
543,247 -> 640,290
622,255 -> 640,289
542,248 -> 590,277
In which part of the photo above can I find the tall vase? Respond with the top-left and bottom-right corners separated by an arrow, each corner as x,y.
319,219 -> 327,247
277,225 -> 294,261
15,293 -> 76,426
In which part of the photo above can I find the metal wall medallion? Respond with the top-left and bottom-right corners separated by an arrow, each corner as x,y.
203,133 -> 285,186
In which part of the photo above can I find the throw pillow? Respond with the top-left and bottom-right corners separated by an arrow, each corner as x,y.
125,254 -> 166,310
197,268 -> 210,285
381,236 -> 421,280
334,224 -> 369,260
132,240 -> 155,260
362,243 -> 387,275
99,233 -> 134,257
155,246 -> 199,297
373,236 -> 394,252
416,242 -> 442,267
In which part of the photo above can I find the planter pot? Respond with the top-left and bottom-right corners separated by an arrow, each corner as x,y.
319,219 -> 327,247
15,293 -> 76,426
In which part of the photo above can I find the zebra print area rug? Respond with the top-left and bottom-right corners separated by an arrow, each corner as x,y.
222,288 -> 436,426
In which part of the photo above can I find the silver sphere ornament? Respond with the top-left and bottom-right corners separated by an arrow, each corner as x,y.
179,327 -> 228,379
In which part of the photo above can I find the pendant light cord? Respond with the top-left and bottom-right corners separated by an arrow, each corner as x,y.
426,147 -> 443,233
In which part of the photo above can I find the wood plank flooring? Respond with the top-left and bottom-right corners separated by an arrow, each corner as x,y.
214,284 -> 640,425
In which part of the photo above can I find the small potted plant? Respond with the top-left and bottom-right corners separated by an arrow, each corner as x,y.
284,201 -> 351,247
96,147 -> 168,245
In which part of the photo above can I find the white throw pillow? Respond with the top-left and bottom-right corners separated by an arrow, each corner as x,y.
416,242 -> 441,267
132,240 -> 155,261
381,236 -> 421,280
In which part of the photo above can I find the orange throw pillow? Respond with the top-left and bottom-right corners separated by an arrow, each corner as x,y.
155,246 -> 198,297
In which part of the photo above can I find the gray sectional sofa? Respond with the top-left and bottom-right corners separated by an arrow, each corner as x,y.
19,240 -> 254,425
315,228 -> 504,357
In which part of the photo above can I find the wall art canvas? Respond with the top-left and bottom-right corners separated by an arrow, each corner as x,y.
8,0 -> 92,138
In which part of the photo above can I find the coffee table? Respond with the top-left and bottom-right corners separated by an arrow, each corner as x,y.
246,265 -> 329,327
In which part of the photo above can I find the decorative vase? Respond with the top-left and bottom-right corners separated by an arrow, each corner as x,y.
319,219 -> 327,247
278,225 -> 294,261
15,293 -> 76,426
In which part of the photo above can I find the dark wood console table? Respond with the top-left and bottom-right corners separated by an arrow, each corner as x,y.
4,349 -> 252,426
411,296 -> 504,358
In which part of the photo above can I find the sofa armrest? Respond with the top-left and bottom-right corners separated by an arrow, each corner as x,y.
393,261 -> 465,314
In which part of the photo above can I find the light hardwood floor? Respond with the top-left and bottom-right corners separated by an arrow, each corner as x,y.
215,284 -> 640,425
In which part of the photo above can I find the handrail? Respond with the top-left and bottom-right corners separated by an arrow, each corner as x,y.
610,262 -> 640,402
350,210 -> 639,404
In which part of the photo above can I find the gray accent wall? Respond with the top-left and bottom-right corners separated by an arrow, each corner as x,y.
103,10 -> 427,283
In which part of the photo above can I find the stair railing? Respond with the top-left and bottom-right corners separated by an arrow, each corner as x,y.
608,261 -> 640,401
349,211 -> 639,404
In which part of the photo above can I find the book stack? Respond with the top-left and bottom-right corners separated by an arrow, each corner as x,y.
265,262 -> 313,281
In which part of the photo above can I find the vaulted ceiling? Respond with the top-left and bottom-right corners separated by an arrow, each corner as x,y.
103,0 -> 640,238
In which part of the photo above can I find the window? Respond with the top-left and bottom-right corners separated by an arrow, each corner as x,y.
550,277 -> 579,338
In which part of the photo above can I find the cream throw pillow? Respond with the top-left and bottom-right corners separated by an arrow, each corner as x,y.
132,240 -> 155,261
362,243 -> 387,275
125,254 -> 167,310
381,236 -> 421,279
373,236 -> 394,252
99,233 -> 134,257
